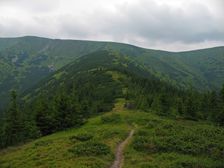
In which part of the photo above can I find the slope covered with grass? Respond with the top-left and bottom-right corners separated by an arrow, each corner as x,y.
0,99 -> 223,168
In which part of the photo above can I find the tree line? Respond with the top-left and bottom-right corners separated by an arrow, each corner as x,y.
125,74 -> 224,125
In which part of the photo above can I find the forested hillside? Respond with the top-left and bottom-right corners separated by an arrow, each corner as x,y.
0,50 -> 224,149
0,36 -> 224,110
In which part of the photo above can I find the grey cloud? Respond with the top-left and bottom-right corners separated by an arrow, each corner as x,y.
0,0 -> 223,51
0,0 -> 60,13
95,0 -> 224,43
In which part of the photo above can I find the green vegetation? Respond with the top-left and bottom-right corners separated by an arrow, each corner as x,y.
0,36 -> 224,110
0,99 -> 223,168
69,132 -> 93,142
69,141 -> 111,156
126,73 -> 224,125
125,117 -> 224,168
1,50 -> 224,150
2,91 -> 24,146
0,43 -> 224,167
101,113 -> 121,124
0,100 -> 130,168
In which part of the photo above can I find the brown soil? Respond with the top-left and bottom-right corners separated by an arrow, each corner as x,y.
110,129 -> 134,168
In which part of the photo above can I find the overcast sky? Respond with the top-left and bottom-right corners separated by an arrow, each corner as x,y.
0,0 -> 224,51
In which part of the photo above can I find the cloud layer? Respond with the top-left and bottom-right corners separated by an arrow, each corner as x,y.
0,0 -> 223,51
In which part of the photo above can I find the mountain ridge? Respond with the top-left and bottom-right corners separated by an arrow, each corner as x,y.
1,35 -> 224,52
0,36 -> 224,110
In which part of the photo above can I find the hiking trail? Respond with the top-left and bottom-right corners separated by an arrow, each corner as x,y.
110,129 -> 135,168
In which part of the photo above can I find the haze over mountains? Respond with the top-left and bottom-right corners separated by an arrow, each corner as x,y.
0,36 -> 224,110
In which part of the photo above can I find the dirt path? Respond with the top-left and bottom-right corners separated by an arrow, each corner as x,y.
110,129 -> 135,168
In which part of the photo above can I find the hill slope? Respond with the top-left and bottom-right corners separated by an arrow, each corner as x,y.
0,49 -> 222,143
0,36 -> 224,110
0,49 -> 224,167
0,99 -> 223,168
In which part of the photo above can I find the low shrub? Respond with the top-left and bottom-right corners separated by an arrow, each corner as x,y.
171,158 -> 223,168
101,129 -> 124,139
132,136 -> 157,153
69,133 -> 93,142
34,140 -> 52,147
137,129 -> 150,136
132,124 -> 224,160
69,141 -> 111,156
101,113 -> 121,124
145,119 -> 162,129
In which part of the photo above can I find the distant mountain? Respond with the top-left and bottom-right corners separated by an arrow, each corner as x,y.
0,36 -> 224,110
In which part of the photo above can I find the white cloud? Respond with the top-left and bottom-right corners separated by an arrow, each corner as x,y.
0,0 -> 223,51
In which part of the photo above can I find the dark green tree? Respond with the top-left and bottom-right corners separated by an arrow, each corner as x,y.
216,84 -> 224,125
54,93 -> 81,130
35,98 -> 56,136
4,90 -> 24,146
221,84 -> 224,104
22,107 -> 40,140
177,98 -> 184,115
151,95 -> 161,113
208,91 -> 219,121
216,108 -> 224,126
159,93 -> 170,116
183,92 -> 198,119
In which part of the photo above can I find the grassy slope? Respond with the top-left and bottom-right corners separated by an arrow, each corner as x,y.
0,99 -> 223,168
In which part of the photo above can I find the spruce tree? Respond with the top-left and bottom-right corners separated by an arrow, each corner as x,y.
35,98 -> 56,136
4,90 -> 24,146
217,84 -> 224,125
184,92 -> 197,119
221,84 -> 224,104
208,91 -> 219,121
151,95 -> 162,114
159,93 -> 170,116
55,93 -> 76,130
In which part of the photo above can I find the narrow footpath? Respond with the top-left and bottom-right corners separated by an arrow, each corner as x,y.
110,129 -> 135,168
